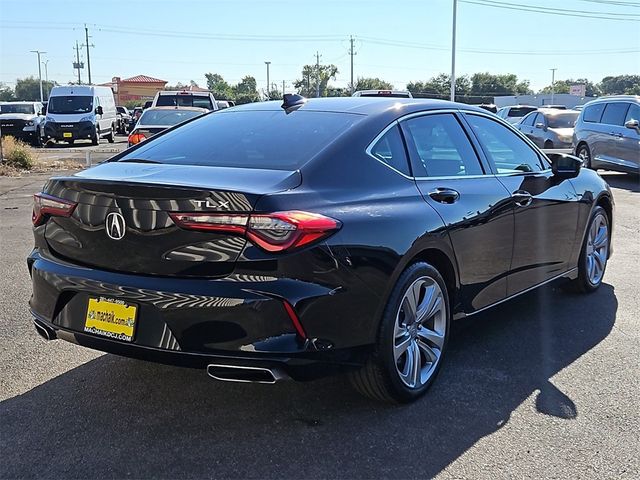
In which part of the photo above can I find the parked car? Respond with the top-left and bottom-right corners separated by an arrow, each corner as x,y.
475,104 -> 498,114
29,97 -> 613,403
517,108 -> 579,149
127,106 -> 208,147
151,90 -> 218,110
353,90 -> 413,98
44,85 -> 117,145
496,105 -> 537,124
539,104 -> 567,110
128,106 -> 143,132
143,100 -> 153,110
573,95 -> 639,174
0,101 -> 45,146
216,100 -> 233,109
115,106 -> 131,134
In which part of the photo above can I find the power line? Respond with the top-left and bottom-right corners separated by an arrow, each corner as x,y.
576,0 -> 640,7
459,0 -> 640,20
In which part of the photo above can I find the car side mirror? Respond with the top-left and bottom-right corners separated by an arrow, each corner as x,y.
624,119 -> 639,132
535,122 -> 547,131
548,153 -> 582,179
95,106 -> 104,115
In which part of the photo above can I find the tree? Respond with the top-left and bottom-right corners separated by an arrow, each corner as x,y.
598,75 -> 640,95
0,82 -> 14,101
407,74 -> 471,96
164,82 -> 186,90
470,72 -> 532,95
352,77 -> 393,92
14,77 -> 56,101
539,78 -> 599,97
294,64 -> 339,97
266,84 -> 283,101
205,73 -> 233,100
233,76 -> 259,104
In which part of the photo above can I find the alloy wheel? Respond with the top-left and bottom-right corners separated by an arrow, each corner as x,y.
586,213 -> 608,285
393,276 -> 446,389
578,146 -> 591,168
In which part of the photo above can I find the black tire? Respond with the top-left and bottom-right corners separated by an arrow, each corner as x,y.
565,206 -> 610,294
67,139 -> 74,145
91,127 -> 99,146
576,143 -> 592,169
544,140 -> 554,149
349,262 -> 451,403
106,125 -> 115,143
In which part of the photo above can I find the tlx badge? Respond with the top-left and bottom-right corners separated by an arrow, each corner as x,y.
194,199 -> 230,209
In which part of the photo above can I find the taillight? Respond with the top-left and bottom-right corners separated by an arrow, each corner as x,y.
128,132 -> 146,145
32,192 -> 77,226
169,210 -> 341,253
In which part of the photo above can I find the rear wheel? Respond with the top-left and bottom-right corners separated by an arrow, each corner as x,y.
544,140 -> 554,149
566,206 -> 609,293
349,262 -> 450,403
91,127 -> 99,146
106,124 -> 115,143
577,144 -> 592,169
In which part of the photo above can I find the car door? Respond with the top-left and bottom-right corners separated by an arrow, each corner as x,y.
531,113 -> 548,148
462,113 -> 580,296
597,102 -> 630,167
620,103 -> 640,170
518,112 -> 536,141
400,112 -> 514,312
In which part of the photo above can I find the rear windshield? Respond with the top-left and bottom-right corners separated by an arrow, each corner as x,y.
138,109 -> 204,126
547,112 -> 579,128
0,103 -> 36,114
507,107 -> 536,118
48,96 -> 93,114
119,110 -> 364,170
359,93 -> 411,98
156,94 -> 214,110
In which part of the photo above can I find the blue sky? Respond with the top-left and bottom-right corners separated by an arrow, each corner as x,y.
1,0 -> 639,94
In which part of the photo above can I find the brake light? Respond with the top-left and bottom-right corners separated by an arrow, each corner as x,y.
128,132 -> 146,145
169,210 -> 341,253
32,193 -> 77,226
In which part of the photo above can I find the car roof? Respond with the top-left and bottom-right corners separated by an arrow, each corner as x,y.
142,106 -> 209,113
583,95 -> 639,106
226,97 -> 488,116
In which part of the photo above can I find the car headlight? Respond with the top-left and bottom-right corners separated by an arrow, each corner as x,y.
79,116 -> 93,122
26,120 -> 34,126
558,135 -> 572,143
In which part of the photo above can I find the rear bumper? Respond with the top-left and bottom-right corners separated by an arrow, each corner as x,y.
28,250 -> 371,379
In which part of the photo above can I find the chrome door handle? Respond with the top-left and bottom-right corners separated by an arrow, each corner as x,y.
609,132 -> 623,138
428,188 -> 460,204
512,190 -> 533,207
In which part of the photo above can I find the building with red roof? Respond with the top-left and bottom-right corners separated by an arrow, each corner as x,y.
100,75 -> 168,105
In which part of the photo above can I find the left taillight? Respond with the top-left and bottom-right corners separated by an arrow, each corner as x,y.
169,210 -> 341,253
32,192 -> 77,226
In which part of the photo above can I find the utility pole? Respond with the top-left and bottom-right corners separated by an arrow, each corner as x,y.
30,50 -> 46,102
550,68 -> 557,105
450,0 -> 457,102
265,61 -> 271,99
315,51 -> 321,98
42,60 -> 49,83
82,25 -> 94,84
349,35 -> 355,94
73,41 -> 84,84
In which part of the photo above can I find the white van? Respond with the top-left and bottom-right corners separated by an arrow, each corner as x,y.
44,85 -> 117,145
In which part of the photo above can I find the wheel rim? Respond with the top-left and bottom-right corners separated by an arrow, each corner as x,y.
393,276 -> 446,389
578,147 -> 590,166
586,213 -> 608,285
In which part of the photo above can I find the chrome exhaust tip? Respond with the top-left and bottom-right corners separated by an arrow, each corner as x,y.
206,364 -> 288,384
33,320 -> 56,341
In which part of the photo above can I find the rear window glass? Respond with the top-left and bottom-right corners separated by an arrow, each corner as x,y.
600,103 -> 630,126
547,112 -> 579,128
119,110 -> 364,170
507,107 -> 536,118
0,103 -> 36,114
138,109 -> 204,126
156,94 -> 214,110
359,93 -> 411,98
583,103 -> 605,123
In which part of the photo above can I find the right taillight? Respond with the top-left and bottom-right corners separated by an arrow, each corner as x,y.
169,210 -> 341,253
128,132 -> 146,145
32,192 -> 77,226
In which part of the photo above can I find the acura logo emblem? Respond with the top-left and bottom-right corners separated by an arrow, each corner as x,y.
105,212 -> 126,240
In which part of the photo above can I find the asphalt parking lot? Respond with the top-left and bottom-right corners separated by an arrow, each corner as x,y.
0,170 -> 638,479
36,134 -> 129,165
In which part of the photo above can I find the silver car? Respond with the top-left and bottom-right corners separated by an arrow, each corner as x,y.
496,105 -> 537,124
573,95 -> 640,174
517,109 -> 579,149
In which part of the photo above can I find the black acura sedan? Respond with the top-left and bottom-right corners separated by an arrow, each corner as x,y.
28,96 -> 613,403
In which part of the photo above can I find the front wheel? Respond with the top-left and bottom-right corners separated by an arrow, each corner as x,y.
106,124 -> 115,143
567,206 -> 609,293
349,262 -> 450,403
577,144 -> 592,169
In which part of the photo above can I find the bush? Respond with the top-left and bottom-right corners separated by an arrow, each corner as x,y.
2,136 -> 34,170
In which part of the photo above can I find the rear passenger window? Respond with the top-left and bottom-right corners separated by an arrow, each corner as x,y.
369,124 -> 411,175
465,114 -> 545,174
402,113 -> 483,177
583,103 -> 605,123
601,103 -> 630,126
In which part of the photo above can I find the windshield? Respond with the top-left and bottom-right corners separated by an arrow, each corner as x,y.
507,107 -> 536,118
119,110 -> 364,170
48,96 -> 93,114
138,109 -> 204,126
547,112 -> 579,128
0,103 -> 35,114
156,94 -> 214,109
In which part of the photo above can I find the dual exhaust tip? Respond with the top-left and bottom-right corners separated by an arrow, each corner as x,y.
33,320 -> 56,341
206,363 -> 289,384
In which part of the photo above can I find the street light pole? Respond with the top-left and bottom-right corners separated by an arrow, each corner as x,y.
450,0 -> 457,102
30,50 -> 46,102
550,68 -> 557,105
42,60 -> 49,83
265,61 -> 271,99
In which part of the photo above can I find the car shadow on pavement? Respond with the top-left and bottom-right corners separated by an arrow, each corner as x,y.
599,172 -> 639,193
0,283 -> 617,479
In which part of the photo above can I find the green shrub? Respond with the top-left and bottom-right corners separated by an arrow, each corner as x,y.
2,136 -> 34,170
